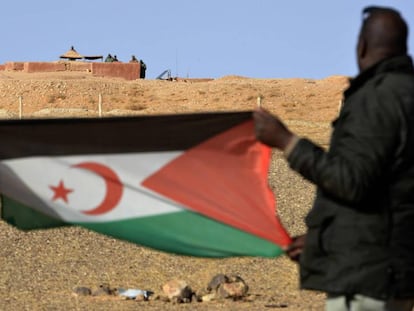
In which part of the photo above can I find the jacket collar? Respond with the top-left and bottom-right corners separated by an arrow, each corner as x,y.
345,55 -> 414,97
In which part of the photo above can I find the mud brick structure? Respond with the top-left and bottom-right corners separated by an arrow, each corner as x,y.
4,62 -> 25,71
1,61 -> 141,80
24,62 -> 66,73
91,62 -> 140,80
66,62 -> 92,72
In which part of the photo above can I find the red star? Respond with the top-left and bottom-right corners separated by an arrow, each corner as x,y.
50,180 -> 74,203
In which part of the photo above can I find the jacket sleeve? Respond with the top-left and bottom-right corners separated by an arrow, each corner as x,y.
286,81 -> 402,204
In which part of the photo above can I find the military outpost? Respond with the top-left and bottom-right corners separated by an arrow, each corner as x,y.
0,46 -> 146,81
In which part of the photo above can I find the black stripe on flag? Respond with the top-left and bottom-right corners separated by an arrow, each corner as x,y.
0,111 -> 252,159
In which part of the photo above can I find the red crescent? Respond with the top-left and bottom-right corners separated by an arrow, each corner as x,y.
72,162 -> 123,215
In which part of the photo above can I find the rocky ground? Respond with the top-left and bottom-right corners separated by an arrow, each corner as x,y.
0,70 -> 349,310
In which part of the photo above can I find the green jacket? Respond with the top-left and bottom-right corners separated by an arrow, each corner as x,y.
288,55 -> 414,299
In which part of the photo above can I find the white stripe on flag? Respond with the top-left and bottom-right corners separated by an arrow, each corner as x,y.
1,152 -> 187,222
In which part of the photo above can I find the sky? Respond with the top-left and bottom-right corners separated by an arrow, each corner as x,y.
1,1 -> 414,79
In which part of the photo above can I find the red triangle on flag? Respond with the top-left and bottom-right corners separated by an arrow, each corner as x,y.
142,120 -> 291,247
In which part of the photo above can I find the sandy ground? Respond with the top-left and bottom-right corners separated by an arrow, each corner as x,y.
0,70 -> 349,310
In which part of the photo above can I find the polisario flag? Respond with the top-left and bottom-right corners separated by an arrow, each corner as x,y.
0,111 -> 291,257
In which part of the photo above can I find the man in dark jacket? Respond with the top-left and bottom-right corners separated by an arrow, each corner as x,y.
254,6 -> 414,311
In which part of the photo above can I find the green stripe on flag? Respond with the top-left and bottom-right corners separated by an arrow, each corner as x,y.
1,196 -> 69,230
0,196 -> 285,258
79,211 -> 285,258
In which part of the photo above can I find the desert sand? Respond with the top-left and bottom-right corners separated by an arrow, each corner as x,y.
0,70 -> 349,310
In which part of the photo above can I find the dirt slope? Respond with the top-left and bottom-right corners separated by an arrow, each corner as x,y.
0,71 -> 349,310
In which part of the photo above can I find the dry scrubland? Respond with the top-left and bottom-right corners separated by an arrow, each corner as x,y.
0,70 -> 349,310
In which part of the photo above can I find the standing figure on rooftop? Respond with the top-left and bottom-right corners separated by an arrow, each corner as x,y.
104,54 -> 114,63
139,59 -> 146,79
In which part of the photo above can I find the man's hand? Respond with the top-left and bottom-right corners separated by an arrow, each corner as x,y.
286,234 -> 306,262
253,107 -> 294,150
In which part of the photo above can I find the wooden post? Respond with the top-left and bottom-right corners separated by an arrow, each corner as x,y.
257,96 -> 262,108
98,93 -> 102,117
18,96 -> 23,119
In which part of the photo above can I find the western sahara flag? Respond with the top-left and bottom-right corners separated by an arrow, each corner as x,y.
0,112 -> 291,257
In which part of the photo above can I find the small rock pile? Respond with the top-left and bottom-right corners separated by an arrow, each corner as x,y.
162,273 -> 249,303
73,273 -> 250,305
202,273 -> 249,301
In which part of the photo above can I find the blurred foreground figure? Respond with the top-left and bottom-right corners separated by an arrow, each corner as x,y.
254,6 -> 414,311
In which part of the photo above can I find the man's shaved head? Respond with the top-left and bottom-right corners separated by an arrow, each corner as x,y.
357,6 -> 408,71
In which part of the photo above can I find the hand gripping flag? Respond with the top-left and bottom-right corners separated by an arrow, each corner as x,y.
0,112 -> 291,257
